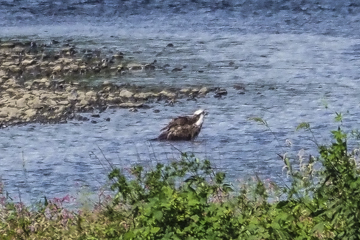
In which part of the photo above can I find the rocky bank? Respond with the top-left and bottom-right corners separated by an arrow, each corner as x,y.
0,39 -> 222,128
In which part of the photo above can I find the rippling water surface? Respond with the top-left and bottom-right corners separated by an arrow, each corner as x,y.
1,0 -> 360,204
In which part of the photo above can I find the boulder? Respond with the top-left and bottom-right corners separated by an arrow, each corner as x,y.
24,109 -> 37,120
0,42 -> 15,48
85,91 -> 97,101
2,61 -> 16,67
58,100 -> 69,105
0,110 -> 8,118
159,90 -> 176,99
119,89 -> 134,98
179,88 -> 191,94
22,59 -> 37,66
7,107 -> 22,119
29,97 -> 44,109
134,92 -> 156,99
0,70 -> 7,78
118,102 -> 144,108
127,63 -> 143,71
16,98 -> 27,108
52,64 -> 62,73
199,87 -> 210,95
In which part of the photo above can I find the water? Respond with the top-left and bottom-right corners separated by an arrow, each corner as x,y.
1,0 -> 360,204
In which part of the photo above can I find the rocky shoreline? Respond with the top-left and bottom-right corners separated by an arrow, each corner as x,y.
0,39 -> 225,128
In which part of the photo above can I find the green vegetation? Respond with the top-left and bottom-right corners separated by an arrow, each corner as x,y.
1,115 -> 360,239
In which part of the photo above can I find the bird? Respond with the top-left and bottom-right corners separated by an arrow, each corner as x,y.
157,109 -> 206,141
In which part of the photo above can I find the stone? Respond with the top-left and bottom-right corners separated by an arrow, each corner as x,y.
25,65 -> 38,72
78,99 -> 89,107
0,42 -> 15,48
199,87 -> 210,95
179,88 -> 191,94
7,107 -> 22,119
119,89 -> 134,98
68,64 -> 79,72
58,100 -> 69,105
113,54 -> 123,60
24,109 -> 37,119
46,99 -> 58,107
2,61 -> 15,67
118,102 -> 144,108
58,57 -> 73,65
191,88 -> 199,94
0,110 -> 8,118
54,106 -> 66,114
85,91 -> 97,101
159,90 -> 176,99
22,59 -> 37,66
127,63 -> 143,71
32,78 -> 50,88
13,46 -> 25,54
39,61 -> 49,67
16,98 -> 27,108
29,97 -> 44,109
0,70 -> 6,78
4,78 -> 20,88
134,92 -> 155,99
53,65 -> 62,72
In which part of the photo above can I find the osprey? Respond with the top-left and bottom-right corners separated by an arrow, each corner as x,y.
158,109 -> 206,141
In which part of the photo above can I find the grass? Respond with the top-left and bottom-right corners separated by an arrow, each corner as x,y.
1,114 -> 360,239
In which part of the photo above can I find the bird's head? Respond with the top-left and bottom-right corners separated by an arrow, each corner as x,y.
193,109 -> 206,116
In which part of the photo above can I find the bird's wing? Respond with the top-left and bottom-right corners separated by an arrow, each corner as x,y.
160,116 -> 192,131
166,124 -> 200,141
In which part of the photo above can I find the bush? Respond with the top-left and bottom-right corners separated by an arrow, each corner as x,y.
2,118 -> 360,239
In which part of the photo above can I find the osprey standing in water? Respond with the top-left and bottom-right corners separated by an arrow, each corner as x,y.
158,109 -> 206,141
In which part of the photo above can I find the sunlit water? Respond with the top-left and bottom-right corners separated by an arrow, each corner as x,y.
1,0 -> 360,205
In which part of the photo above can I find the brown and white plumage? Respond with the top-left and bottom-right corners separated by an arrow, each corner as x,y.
158,109 -> 206,141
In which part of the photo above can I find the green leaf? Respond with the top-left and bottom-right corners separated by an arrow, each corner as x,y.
191,215 -> 199,222
154,210 -> 163,221
151,227 -> 161,234
296,122 -> 310,131
334,112 -> 343,122
249,117 -> 268,126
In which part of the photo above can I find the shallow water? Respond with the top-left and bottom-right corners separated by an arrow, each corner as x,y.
1,0 -> 360,204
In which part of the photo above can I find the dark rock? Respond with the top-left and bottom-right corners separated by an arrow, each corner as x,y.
171,67 -> 182,72
76,115 -> 89,121
144,60 -> 157,71
105,117 -> 111,121
167,43 -> 174,47
130,65 -> 142,71
233,84 -> 246,91
214,88 -> 228,98
153,109 -> 160,113
91,114 -> 100,118
51,40 -> 60,45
